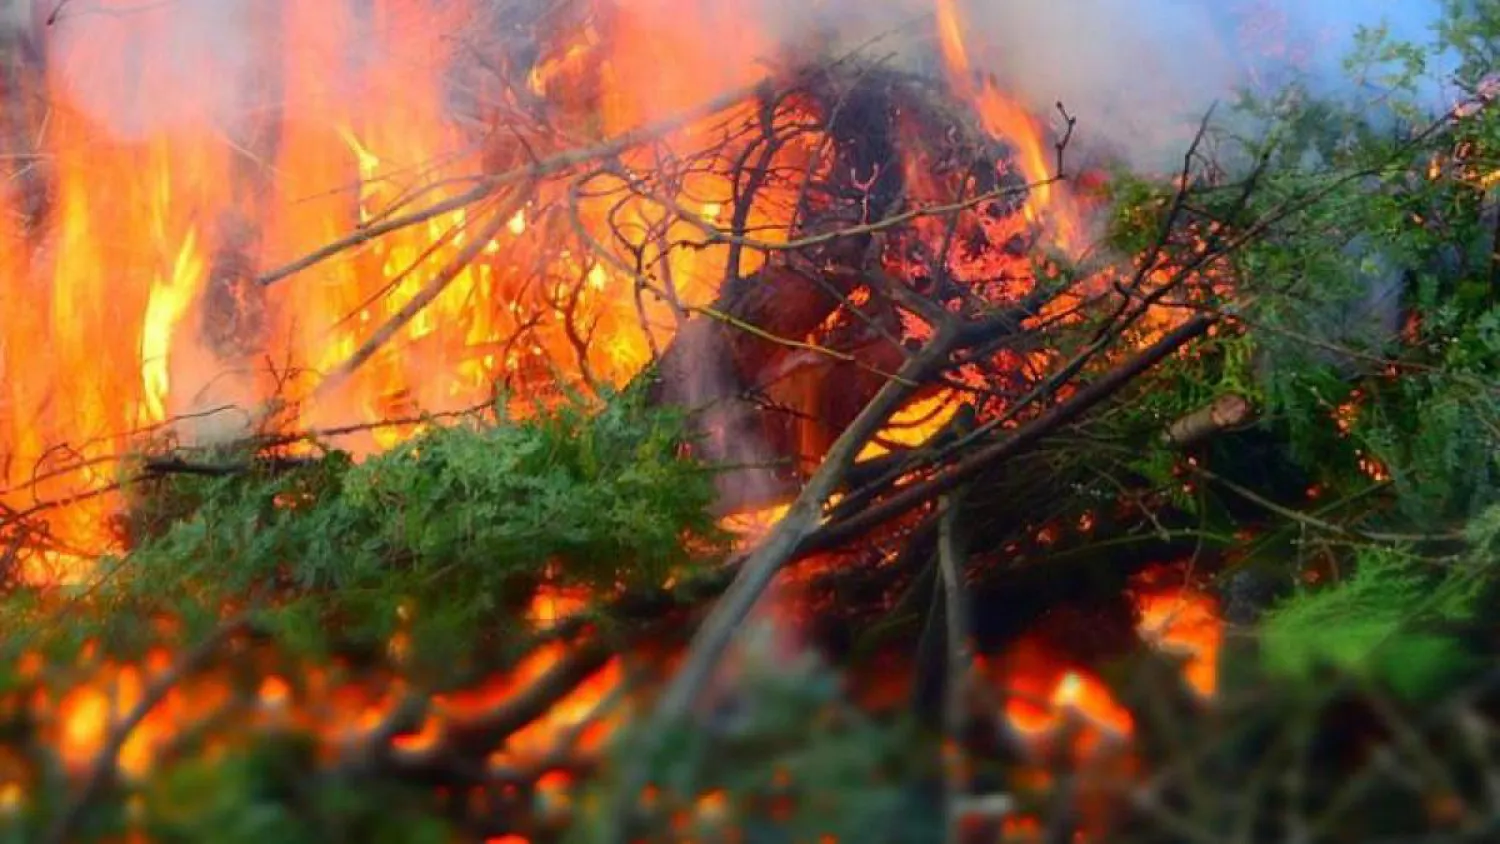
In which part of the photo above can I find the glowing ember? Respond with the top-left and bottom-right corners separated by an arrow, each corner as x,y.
985,572 -> 1225,762
1134,585 -> 1223,698
995,641 -> 1134,749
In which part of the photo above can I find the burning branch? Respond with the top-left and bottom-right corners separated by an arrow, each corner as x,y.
315,186 -> 533,393
803,314 -> 1219,557
42,613 -> 254,844
253,77 -> 779,288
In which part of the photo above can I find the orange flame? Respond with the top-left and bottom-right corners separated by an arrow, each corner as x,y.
933,0 -> 1081,251
0,0 -> 799,575
994,642 -> 1134,752
990,577 -> 1222,760
1134,586 -> 1222,698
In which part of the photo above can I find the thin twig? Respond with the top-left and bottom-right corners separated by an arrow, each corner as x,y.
256,79 -> 781,287
313,190 -> 527,397
937,490 -> 973,844
1192,465 -> 1462,544
803,314 -> 1217,555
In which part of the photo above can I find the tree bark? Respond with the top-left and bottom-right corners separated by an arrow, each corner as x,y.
1165,393 -> 1255,450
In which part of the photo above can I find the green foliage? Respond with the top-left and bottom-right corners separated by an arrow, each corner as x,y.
1258,545 -> 1483,701
569,624 -> 938,844
1229,7 -> 1500,698
1101,169 -> 1177,257
13,6 -> 1500,841
1346,24 -> 1430,98
134,736 -> 452,844
18,387 -> 726,682
1082,0 -> 1500,709
0,387 -> 732,842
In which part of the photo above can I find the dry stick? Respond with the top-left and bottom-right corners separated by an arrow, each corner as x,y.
0,404 -> 247,498
937,491 -> 974,844
602,325 -> 963,842
255,78 -> 777,287
567,172 -> 918,385
606,247 -> 1209,833
313,191 -> 525,399
801,314 -> 1218,556
1190,465 -> 1463,544
1164,392 -> 1255,450
43,615 -> 252,844
7,402 -> 501,523
661,331 -> 951,700
822,127 -> 1230,524
644,175 -> 1038,255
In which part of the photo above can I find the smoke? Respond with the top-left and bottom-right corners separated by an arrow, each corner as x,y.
660,320 -> 788,517
14,0 -> 1445,453
954,0 -> 1241,171
749,0 -> 1444,171
25,0 -> 1449,163
30,0 -> 1446,176
38,0 -> 451,141
41,0 -> 262,139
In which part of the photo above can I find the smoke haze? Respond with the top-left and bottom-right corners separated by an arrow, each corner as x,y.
951,0 -> 1445,168
586,0 -> 1448,169
758,0 -> 1445,169
19,0 -> 1446,166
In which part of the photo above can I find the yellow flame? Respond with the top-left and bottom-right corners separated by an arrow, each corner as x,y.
141,229 -> 205,421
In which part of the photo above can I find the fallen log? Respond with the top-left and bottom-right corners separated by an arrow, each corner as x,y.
1165,392 -> 1255,450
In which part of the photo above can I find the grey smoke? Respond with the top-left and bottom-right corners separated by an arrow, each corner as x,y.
756,0 -> 1444,170
41,0 -> 260,139
24,0 -> 1446,165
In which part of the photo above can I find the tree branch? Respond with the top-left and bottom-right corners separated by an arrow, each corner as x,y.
43,614 -> 253,844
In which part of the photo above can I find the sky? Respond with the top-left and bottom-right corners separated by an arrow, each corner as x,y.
1249,0 -> 1447,83
1286,0 -> 1442,43
941,0 -> 1454,169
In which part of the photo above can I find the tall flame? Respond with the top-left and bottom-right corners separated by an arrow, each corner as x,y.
0,0 -> 801,572
933,0 -> 1081,251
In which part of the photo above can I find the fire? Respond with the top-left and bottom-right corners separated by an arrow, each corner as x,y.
933,0 -> 1081,251
992,641 -> 1134,753
42,587 -> 622,790
857,390 -> 964,461
1133,585 -> 1222,699
1332,394 -> 1392,482
0,1 -> 1236,836
46,644 -> 233,781
0,0 -> 801,574
989,575 -> 1222,759
0,0 -> 1165,579
720,502 -> 792,545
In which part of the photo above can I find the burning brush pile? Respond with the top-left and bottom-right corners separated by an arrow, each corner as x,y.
2,0 -> 1498,842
